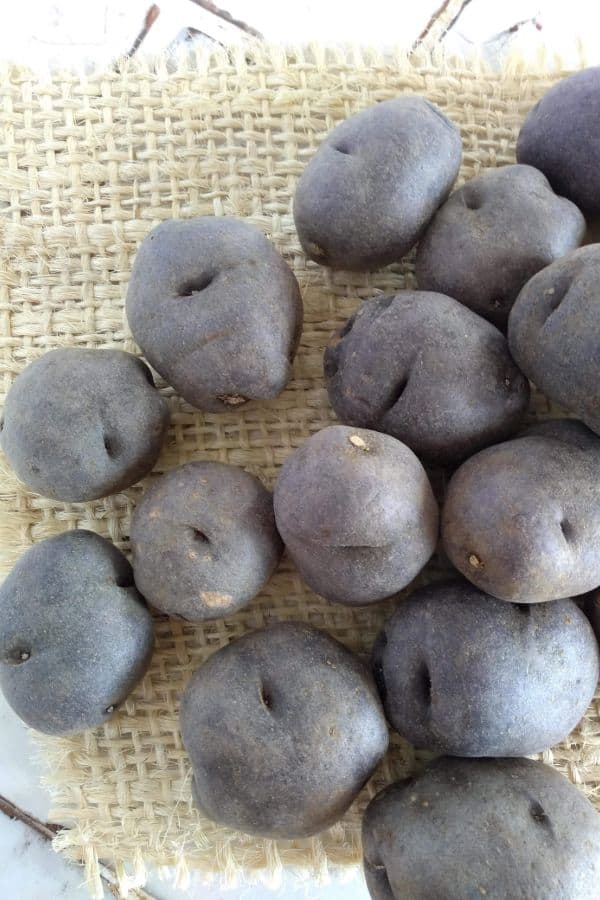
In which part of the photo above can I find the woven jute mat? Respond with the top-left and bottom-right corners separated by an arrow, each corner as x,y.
0,43 -> 599,898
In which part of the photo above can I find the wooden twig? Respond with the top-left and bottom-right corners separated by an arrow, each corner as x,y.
438,0 -> 475,42
412,0 -> 454,50
506,16 -> 543,35
0,793 -> 155,899
0,792 -> 60,841
125,5 -> 161,59
482,16 -> 543,50
187,0 -> 263,39
181,26 -> 226,50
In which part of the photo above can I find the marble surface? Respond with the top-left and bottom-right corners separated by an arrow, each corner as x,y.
0,0 -> 599,74
0,814 -> 102,900
1,1 -> 600,898
0,692 -> 370,897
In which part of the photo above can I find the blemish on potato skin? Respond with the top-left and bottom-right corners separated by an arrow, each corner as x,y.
218,394 -> 247,407
469,553 -> 484,569
200,591 -> 233,609
349,434 -> 369,450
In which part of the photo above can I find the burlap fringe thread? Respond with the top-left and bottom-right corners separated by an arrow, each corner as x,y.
0,42 -> 598,899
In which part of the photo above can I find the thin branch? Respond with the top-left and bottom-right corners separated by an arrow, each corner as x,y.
0,793 -> 156,899
482,16 -> 543,49
182,26 -> 226,50
438,0 -> 475,42
412,0 -> 454,50
0,792 -> 59,841
187,0 -> 263,39
506,15 -> 543,35
125,4 -> 161,59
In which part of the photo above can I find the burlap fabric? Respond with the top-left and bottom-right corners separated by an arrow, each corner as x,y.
0,43 -> 599,898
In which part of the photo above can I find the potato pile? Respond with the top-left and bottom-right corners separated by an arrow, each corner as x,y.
1,67 -> 600,897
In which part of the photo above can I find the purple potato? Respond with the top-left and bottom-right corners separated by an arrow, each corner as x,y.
0,530 -> 154,735
442,419 -> 600,602
415,164 -> 585,327
362,757 -> 600,900
181,621 -> 388,838
274,426 -> 438,605
1,348 -> 169,502
508,244 -> 600,436
126,217 -> 303,411
583,591 -> 600,644
517,67 -> 600,212
372,579 -> 598,756
293,97 -> 461,270
131,461 -> 283,621
325,291 -> 529,465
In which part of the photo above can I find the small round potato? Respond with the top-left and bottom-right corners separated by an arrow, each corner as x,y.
362,757 -> 600,900
180,621 -> 388,838
293,97 -> 461,270
508,244 -> 600,436
442,419 -> 600,603
415,164 -> 585,327
0,530 -> 154,736
131,462 -> 283,621
324,291 -> 529,465
517,67 -> 600,212
126,217 -> 303,411
0,348 -> 170,502
273,426 -> 439,605
371,579 -> 599,756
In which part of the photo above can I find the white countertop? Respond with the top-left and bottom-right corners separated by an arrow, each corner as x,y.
0,692 -> 371,899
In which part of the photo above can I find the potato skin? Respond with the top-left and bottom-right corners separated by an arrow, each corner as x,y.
180,621 -> 388,838
293,97 -> 461,270
324,291 -> 529,465
442,419 -> 600,603
371,579 -> 599,756
0,348 -> 170,502
415,164 -> 585,328
583,590 -> 600,644
0,530 -> 154,736
508,244 -> 600,435
517,67 -> 600,212
126,217 -> 303,411
273,425 -> 439,605
131,462 -> 283,621
362,756 -> 600,900
588,598 -> 600,642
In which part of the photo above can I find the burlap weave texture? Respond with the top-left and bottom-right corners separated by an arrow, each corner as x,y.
0,44 -> 598,898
